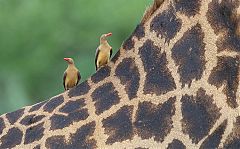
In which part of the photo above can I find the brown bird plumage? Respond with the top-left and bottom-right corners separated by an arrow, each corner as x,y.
63,58 -> 81,91
95,32 -> 113,71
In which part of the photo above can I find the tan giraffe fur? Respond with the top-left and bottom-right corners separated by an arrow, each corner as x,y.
0,0 -> 240,148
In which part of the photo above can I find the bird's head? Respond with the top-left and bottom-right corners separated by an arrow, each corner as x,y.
64,58 -> 74,64
100,32 -> 112,43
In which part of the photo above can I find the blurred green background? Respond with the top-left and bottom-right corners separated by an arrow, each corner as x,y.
0,0 -> 152,114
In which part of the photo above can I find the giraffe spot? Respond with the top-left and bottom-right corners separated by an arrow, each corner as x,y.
139,40 -> 176,95
0,117 -> 5,135
91,66 -> 111,83
20,114 -> 45,126
207,0 -> 239,33
24,122 -> 44,144
122,23 -> 145,51
200,120 -> 227,149
123,35 -> 134,51
167,139 -> 186,149
102,106 -> 134,144
111,50 -> 120,63
46,135 -> 66,149
91,82 -> 120,115
135,148 -> 149,149
225,140 -> 240,149
43,95 -> 64,113
115,58 -> 140,100
150,6 -> 182,43
59,98 -> 86,114
172,24 -> 206,87
181,88 -> 221,143
33,145 -> 41,149
50,108 -> 88,130
134,97 -> 176,142
207,0 -> 240,52
0,127 -> 23,148
175,0 -> 201,17
68,80 -> 90,98
50,115 -> 71,130
132,23 -> 145,40
33,145 -> 40,149
6,108 -> 24,125
46,122 -> 97,149
29,100 -> 47,112
209,56 -> 239,108
224,116 -> 240,148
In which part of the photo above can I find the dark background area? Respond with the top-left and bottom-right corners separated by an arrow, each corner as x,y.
0,0 -> 151,114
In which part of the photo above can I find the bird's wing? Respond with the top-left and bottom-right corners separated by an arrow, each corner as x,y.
77,71 -> 81,85
63,71 -> 67,90
110,48 -> 113,58
95,47 -> 100,70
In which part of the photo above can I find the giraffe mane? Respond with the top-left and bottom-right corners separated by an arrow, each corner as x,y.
141,0 -> 165,24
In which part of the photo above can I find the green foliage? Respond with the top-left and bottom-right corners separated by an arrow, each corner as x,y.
0,0 -> 152,114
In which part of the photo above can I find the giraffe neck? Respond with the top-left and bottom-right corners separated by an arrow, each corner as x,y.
0,0 -> 239,148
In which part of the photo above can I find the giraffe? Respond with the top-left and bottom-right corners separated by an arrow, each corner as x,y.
0,0 -> 240,148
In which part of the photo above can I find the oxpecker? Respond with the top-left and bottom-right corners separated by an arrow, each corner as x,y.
63,58 -> 81,90
95,32 -> 113,71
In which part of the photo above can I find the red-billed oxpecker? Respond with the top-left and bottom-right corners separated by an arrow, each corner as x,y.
95,32 -> 113,71
63,58 -> 81,91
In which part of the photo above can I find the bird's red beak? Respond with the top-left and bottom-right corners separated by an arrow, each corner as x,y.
64,58 -> 70,61
105,32 -> 112,37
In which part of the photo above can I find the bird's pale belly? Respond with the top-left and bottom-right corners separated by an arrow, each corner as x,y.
65,74 -> 78,88
98,52 -> 109,66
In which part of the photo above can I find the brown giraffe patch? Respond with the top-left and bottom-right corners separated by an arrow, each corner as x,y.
123,23 -> 145,51
33,145 -> 40,149
175,0 -> 201,17
43,95 -> 64,113
135,148 -> 149,149
20,114 -> 45,126
123,36 -> 134,51
122,23 -> 146,42
172,24 -> 206,88
29,100 -> 47,112
139,40 -> 176,95
115,58 -> 140,100
46,122 -> 97,149
6,108 -> 24,125
0,117 -> 5,135
111,50 -> 120,63
134,97 -> 176,142
91,82 -> 120,115
133,24 -> 145,40
49,98 -> 88,130
0,127 -> 23,148
200,120 -> 227,149
50,107 -> 88,130
59,98 -> 86,114
208,56 -> 240,108
224,116 -> 240,148
150,6 -> 182,43
167,139 -> 186,149
24,122 -> 44,144
68,80 -> 90,98
91,66 -> 111,83
46,135 -> 66,149
207,0 -> 240,52
181,88 -> 221,143
102,105 -> 134,145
